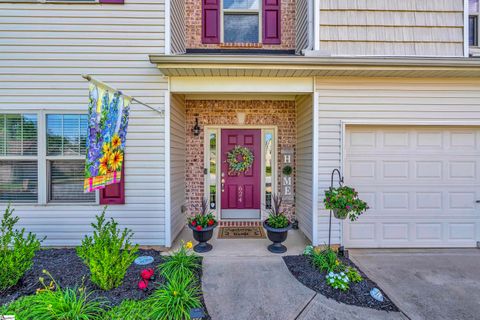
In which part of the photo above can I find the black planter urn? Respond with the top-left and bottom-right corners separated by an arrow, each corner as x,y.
188,222 -> 217,253
263,221 -> 292,254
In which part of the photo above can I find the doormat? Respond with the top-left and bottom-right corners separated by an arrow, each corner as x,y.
218,226 -> 266,239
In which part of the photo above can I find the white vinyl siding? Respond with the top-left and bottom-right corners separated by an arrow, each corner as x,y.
170,94 -> 186,242
0,0 -> 167,246
295,94 -> 313,241
319,0 -> 465,57
315,77 -> 480,246
170,0 -> 186,54
295,0 -> 309,54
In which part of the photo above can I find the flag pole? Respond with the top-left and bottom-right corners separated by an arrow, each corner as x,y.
81,74 -> 164,115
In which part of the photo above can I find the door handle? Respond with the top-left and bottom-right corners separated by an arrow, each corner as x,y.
221,177 -> 225,192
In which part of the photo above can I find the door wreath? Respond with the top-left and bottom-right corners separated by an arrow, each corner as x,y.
227,145 -> 254,175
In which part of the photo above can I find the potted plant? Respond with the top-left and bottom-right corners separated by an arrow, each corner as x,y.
263,193 -> 292,253
187,198 -> 217,253
324,186 -> 368,221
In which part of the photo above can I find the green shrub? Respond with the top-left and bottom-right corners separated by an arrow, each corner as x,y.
346,267 -> 363,283
105,299 -> 148,320
0,204 -> 42,292
159,241 -> 200,282
2,271 -> 107,320
77,206 -> 139,291
311,247 -> 340,273
148,274 -> 201,320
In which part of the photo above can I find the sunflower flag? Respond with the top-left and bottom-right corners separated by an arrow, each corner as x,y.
84,83 -> 131,192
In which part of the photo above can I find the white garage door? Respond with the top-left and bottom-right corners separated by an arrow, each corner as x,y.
344,126 -> 480,248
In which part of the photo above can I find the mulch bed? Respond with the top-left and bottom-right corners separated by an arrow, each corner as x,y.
283,255 -> 399,312
0,248 -> 210,318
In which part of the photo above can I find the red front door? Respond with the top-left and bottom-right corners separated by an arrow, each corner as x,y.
221,129 -> 261,219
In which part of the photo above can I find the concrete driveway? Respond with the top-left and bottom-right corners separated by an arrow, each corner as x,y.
349,249 -> 480,320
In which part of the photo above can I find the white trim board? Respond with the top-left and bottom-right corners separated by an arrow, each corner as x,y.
164,90 -> 172,247
170,77 -> 315,94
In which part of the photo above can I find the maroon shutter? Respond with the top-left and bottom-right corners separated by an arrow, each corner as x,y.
100,164 -> 125,205
99,0 -> 124,4
263,0 -> 281,44
202,0 -> 220,44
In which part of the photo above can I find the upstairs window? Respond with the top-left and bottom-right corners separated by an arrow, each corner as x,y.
470,0 -> 479,46
223,0 -> 261,43
202,0 -> 280,44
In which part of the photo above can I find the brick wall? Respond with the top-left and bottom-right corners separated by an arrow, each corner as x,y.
185,99 -> 296,221
185,0 -> 295,50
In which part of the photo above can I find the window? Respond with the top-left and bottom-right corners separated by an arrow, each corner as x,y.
264,131 -> 273,209
0,114 -> 38,202
470,0 -> 479,46
0,113 -> 95,204
223,0 -> 260,43
208,132 -> 217,210
46,114 -> 94,203
202,0 -> 280,44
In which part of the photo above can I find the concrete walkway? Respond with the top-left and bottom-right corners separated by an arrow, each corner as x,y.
350,249 -> 480,320
202,256 -> 406,320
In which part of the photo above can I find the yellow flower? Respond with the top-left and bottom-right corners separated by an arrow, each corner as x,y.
184,241 -> 193,249
111,134 -> 122,150
109,150 -> 123,171
99,154 -> 110,175
335,260 -> 340,265
173,291 -> 178,296
102,142 -> 111,155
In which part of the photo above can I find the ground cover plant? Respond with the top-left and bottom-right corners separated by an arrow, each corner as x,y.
283,246 -> 399,311
0,204 -> 42,292
77,206 -> 139,291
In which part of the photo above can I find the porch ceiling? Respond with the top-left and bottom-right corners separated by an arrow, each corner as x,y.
149,55 -> 480,78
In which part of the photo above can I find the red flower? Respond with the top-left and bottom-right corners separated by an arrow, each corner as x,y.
207,219 -> 214,226
138,279 -> 148,291
196,225 -> 203,231
141,268 -> 154,280
191,220 -> 197,226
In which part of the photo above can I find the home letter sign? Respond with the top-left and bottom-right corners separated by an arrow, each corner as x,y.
281,148 -> 294,202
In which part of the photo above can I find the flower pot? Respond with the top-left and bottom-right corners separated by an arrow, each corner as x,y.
263,221 -> 292,254
188,222 -> 217,253
333,209 -> 348,220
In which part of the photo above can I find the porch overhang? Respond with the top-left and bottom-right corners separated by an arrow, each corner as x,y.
149,55 -> 480,78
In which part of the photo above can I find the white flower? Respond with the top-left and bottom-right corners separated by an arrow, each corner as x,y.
340,272 -> 345,276
341,284 -> 345,289
328,272 -> 334,277
329,279 -> 334,283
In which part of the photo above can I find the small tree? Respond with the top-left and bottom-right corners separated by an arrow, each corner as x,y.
0,204 -> 42,292
77,206 -> 139,291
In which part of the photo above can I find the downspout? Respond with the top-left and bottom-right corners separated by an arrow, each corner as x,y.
307,0 -> 314,51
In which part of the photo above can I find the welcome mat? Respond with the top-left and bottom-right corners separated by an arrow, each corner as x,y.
218,226 -> 266,239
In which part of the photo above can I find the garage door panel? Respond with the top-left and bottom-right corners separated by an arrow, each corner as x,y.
344,126 -> 480,248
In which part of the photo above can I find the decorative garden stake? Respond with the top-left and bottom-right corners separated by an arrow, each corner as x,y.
140,268 -> 155,281
138,279 -> 148,291
134,256 -> 154,266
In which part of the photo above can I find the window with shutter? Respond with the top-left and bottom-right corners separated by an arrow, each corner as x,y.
0,114 -> 38,203
46,114 -> 95,203
203,0 -> 281,44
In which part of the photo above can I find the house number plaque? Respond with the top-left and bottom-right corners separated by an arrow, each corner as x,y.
281,148 -> 294,203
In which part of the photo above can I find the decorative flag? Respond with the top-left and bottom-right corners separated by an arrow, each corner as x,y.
84,83 -> 131,192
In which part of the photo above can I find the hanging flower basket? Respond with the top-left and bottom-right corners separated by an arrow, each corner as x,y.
324,186 -> 369,221
226,145 -> 254,175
